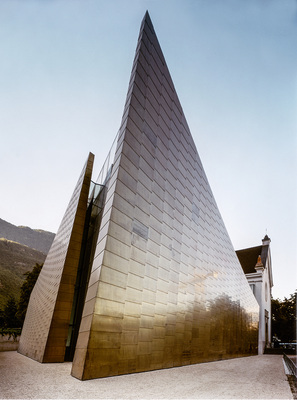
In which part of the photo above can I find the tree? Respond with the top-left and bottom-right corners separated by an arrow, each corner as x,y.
271,291 -> 296,343
0,309 -> 4,327
3,296 -> 19,328
17,263 -> 43,326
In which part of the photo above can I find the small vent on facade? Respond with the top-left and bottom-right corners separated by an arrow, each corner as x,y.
132,219 -> 149,240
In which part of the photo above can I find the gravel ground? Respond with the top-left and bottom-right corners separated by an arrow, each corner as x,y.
0,352 -> 293,399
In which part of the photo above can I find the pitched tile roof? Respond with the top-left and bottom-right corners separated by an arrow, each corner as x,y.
236,244 -> 269,274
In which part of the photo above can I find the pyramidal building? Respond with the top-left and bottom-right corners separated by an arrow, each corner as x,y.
18,12 -> 259,380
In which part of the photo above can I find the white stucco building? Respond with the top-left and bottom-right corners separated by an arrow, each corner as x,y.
236,235 -> 273,354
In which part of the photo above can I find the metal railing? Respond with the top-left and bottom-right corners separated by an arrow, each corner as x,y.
283,353 -> 297,378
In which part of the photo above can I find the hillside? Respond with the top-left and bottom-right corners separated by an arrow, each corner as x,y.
0,218 -> 55,254
0,238 -> 47,309
0,219 -> 55,310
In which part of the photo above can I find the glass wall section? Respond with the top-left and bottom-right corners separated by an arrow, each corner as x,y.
96,132 -> 119,185
65,182 -> 107,361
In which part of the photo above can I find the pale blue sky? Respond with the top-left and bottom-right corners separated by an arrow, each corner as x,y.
0,0 -> 296,300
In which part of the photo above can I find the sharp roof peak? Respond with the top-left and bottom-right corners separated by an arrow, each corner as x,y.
142,10 -> 154,30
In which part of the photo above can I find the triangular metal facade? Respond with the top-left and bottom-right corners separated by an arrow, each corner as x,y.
19,12 -> 258,380
18,153 -> 94,362
71,12 -> 258,380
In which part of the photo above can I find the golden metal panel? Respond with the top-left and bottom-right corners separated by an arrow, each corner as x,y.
88,332 -> 121,349
127,273 -> 143,290
71,348 -> 87,379
84,282 -> 98,303
128,259 -> 145,278
139,315 -> 154,329
125,286 -> 143,303
138,327 -> 153,342
143,276 -> 157,291
96,281 -> 126,303
91,315 -> 123,333
18,153 -> 94,362
120,344 -> 138,359
81,299 -> 97,321
124,301 -> 142,317
137,341 -> 152,355
99,266 -> 128,289
142,288 -> 156,305
75,331 -> 90,349
78,314 -> 93,333
141,302 -> 155,316
87,266 -> 102,288
122,315 -> 140,331
94,298 -> 124,318
107,225 -> 132,250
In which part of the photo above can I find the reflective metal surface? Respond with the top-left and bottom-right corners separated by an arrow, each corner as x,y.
18,13 -> 259,379
18,153 -> 94,362
71,13 -> 259,380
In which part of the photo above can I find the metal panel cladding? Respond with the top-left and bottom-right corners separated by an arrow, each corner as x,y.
71,13 -> 259,380
18,153 -> 94,362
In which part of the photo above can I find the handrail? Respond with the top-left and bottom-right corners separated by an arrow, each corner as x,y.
283,353 -> 297,378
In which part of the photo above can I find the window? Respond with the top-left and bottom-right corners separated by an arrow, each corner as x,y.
250,284 -> 256,295
265,282 -> 268,302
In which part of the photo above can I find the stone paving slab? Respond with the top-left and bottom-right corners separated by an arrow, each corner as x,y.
0,352 -> 293,399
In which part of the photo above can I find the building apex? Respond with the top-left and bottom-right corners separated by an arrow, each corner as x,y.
142,10 -> 154,34
262,234 -> 271,245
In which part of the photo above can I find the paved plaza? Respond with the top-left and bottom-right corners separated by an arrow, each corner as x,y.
0,352 -> 293,399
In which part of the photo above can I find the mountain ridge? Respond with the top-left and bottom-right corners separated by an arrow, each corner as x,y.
0,218 -> 55,309
0,218 -> 55,254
